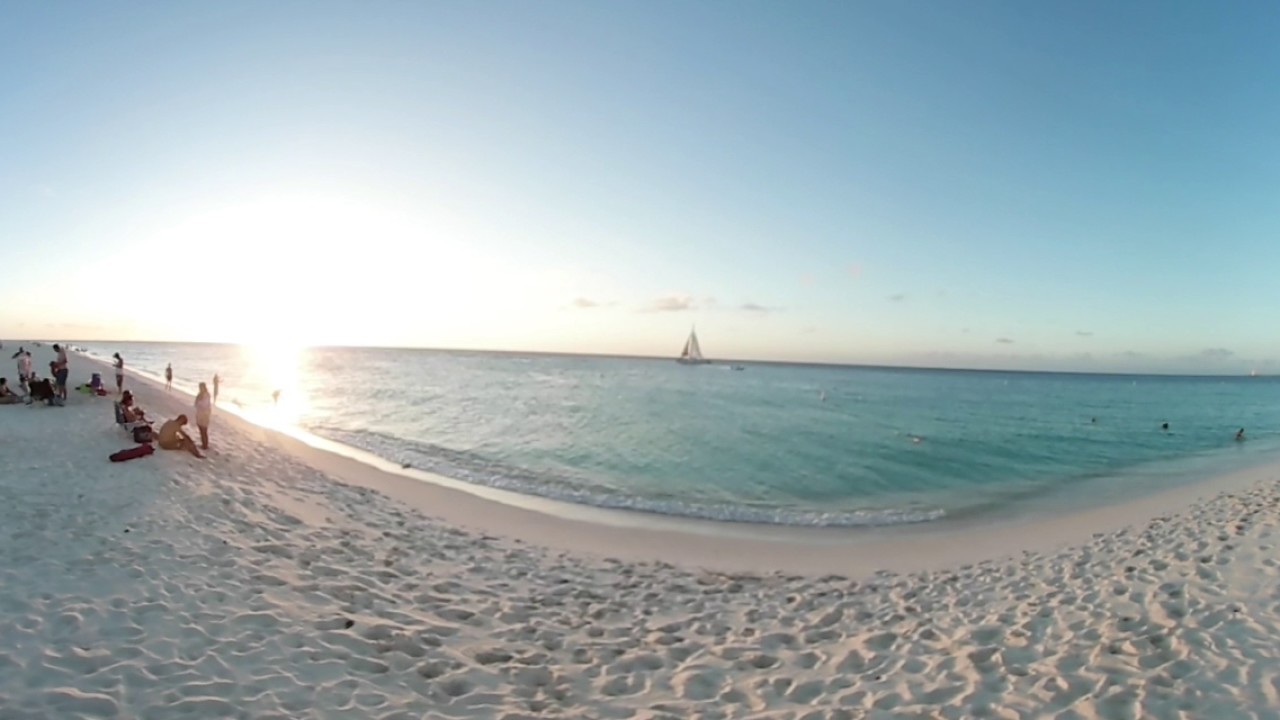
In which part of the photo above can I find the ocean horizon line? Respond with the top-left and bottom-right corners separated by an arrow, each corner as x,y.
35,337 -> 1278,380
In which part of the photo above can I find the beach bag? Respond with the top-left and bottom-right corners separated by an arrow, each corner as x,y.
133,425 -> 153,443
110,444 -> 154,462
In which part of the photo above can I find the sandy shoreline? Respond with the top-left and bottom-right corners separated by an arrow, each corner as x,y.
77,349 -> 1280,576
2,345 -> 1280,717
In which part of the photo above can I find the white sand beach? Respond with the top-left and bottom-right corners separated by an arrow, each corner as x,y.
3,346 -> 1280,718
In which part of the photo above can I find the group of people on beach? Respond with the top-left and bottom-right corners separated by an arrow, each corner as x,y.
0,344 -> 222,461
112,354 -> 218,458
2,344 -> 70,406
119,389 -> 209,459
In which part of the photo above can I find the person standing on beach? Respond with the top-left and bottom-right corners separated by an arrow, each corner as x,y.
165,363 -> 173,391
52,344 -> 69,401
18,351 -> 31,395
195,382 -> 213,450
113,353 -> 125,395
213,373 -> 220,403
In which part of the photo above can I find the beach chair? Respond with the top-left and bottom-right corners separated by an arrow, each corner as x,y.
115,400 -> 151,432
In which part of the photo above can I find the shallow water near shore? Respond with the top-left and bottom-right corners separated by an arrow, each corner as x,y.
67,341 -> 1280,528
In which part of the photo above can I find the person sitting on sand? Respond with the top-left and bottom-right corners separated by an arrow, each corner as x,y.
1236,428 -> 1246,442
0,378 -> 21,405
157,415 -> 204,458
27,376 -> 57,405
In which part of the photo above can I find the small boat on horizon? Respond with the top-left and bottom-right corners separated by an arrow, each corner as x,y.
677,327 -> 712,365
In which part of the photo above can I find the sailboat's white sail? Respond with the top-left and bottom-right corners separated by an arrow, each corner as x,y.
677,327 -> 710,364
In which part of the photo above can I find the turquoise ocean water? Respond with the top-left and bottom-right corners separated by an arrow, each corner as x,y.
64,342 -> 1280,528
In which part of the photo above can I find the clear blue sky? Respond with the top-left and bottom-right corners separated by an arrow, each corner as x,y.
3,1 -> 1279,372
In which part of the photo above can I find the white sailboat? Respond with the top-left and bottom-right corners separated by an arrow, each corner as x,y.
677,327 -> 711,365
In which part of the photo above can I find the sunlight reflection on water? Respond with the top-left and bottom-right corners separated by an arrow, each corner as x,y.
240,342 -> 307,428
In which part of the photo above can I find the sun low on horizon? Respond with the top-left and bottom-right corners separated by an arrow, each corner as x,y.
4,1 -> 1280,374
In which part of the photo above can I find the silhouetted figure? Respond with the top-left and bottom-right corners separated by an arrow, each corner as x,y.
113,353 -> 125,395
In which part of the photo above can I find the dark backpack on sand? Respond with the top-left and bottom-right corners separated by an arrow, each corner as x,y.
132,425 -> 153,444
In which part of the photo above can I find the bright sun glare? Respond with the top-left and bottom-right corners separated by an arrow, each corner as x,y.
154,192 -> 496,348
242,341 -> 307,427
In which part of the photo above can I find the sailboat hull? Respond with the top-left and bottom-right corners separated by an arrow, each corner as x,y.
676,357 -> 711,365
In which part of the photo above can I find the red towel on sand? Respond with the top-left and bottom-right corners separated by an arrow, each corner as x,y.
110,443 -> 154,462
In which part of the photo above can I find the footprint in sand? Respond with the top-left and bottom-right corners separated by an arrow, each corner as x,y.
674,668 -> 723,700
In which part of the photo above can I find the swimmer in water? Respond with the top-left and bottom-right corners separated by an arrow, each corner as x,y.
1236,428 -> 1246,442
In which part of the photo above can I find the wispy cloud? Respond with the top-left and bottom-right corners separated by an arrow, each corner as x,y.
995,337 -> 1014,344
847,264 -> 864,279
33,184 -> 55,197
800,273 -> 816,287
888,293 -> 907,302
644,295 -> 697,312
739,302 -> 775,314
1076,331 -> 1093,337
1199,347 -> 1234,360
568,297 -> 622,308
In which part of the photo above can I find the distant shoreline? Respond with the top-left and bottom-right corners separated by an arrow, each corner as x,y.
49,338 -> 1277,379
